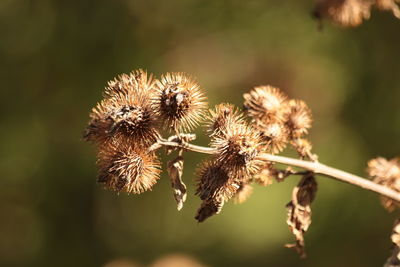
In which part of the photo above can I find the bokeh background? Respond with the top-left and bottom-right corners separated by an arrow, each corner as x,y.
1,0 -> 400,266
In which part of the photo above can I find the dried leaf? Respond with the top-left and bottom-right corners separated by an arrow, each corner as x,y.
384,219 -> 400,267
167,156 -> 186,211
285,174 -> 318,258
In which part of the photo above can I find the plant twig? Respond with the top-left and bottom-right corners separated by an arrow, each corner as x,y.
151,138 -> 400,203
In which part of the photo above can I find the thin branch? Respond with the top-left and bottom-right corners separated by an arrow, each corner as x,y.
151,138 -> 400,203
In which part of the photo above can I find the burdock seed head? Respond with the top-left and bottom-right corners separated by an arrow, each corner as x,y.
258,122 -> 289,154
97,141 -> 161,194
211,123 -> 263,177
84,71 -> 160,146
367,157 -> 400,211
154,72 -> 207,132
243,85 -> 288,125
206,103 -> 244,137
313,0 -> 373,27
195,160 -> 241,222
284,99 -> 313,139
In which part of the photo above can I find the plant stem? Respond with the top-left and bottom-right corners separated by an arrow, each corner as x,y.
154,139 -> 400,202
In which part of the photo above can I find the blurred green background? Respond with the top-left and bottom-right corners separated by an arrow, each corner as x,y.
1,0 -> 400,266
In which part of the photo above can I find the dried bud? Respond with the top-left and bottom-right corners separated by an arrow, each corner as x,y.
258,122 -> 289,154
367,157 -> 400,211
243,85 -> 288,124
233,182 -> 253,204
284,99 -> 312,139
313,0 -> 373,27
286,174 -> 318,258
97,141 -> 161,194
375,0 -> 400,18
84,70 -> 159,146
206,103 -> 244,137
154,73 -> 207,132
385,219 -> 400,267
211,123 -> 263,177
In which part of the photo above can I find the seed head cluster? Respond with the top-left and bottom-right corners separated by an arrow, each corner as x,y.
84,70 -> 316,223
84,69 -> 207,194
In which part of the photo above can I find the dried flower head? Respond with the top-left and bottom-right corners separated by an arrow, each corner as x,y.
291,138 -> 314,160
243,85 -> 288,124
211,123 -> 263,177
375,0 -> 400,18
154,73 -> 207,132
258,122 -> 289,154
284,100 -> 313,139
367,157 -> 400,211
104,69 -> 156,98
84,71 -> 159,146
313,0 -> 373,27
206,103 -> 244,136
195,160 -> 241,222
384,219 -> 400,267
233,182 -> 253,204
97,141 -> 161,194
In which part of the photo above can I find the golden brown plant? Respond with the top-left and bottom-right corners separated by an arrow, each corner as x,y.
84,69 -> 400,265
153,72 -> 207,132
97,141 -> 161,194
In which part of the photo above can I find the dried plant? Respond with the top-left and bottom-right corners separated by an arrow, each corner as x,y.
313,0 -> 400,27
84,69 -> 400,265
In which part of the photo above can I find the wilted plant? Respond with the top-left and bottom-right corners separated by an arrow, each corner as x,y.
84,69 -> 400,265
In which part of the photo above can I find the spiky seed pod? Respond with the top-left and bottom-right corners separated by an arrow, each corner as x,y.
313,0 -> 373,27
104,69 -> 156,99
367,157 -> 400,211
195,160 -> 240,201
195,160 -> 242,222
243,85 -> 288,125
206,103 -> 244,137
233,183 -> 253,204
375,0 -> 400,18
97,141 -> 161,194
154,73 -> 207,132
258,122 -> 289,154
284,100 -> 312,139
84,80 -> 160,146
211,123 -> 263,177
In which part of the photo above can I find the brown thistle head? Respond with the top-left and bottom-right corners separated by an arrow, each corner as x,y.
84,72 -> 160,146
367,157 -> 400,211
195,160 -> 241,222
211,123 -> 263,177
258,122 -> 289,154
313,0 -> 373,27
243,85 -> 288,125
154,73 -> 207,132
97,141 -> 161,194
284,99 -> 313,139
206,103 -> 244,136
104,69 -> 156,98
